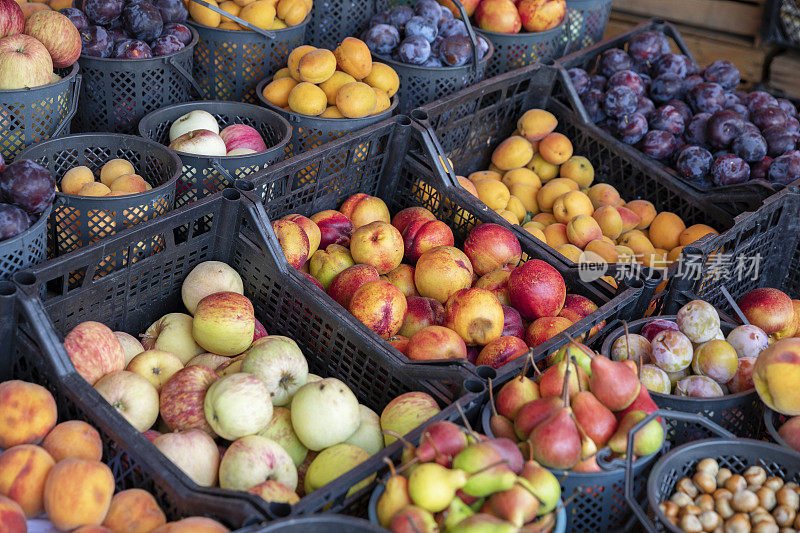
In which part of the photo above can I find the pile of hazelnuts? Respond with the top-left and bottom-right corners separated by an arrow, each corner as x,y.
659,458 -> 800,532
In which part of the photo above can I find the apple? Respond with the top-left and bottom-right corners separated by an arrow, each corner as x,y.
272,218 -> 310,270
308,244 -> 355,289
343,404 -> 384,456
338,193 -> 390,229
304,443 -> 374,497
126,349 -> 184,392
476,336 -> 528,369
153,429 -> 220,487
517,0 -> 566,32
186,353 -> 230,371
0,34 -> 51,90
349,221 -> 404,275
402,219 -> 454,264
508,259 -> 566,320
309,210 -> 354,248
241,335 -> 308,406
501,305 -> 525,339
141,313 -> 204,364
23,10 -> 80,67
475,0 -> 521,33
143,429 -> 162,442
169,110 -> 219,141
192,292 -> 255,356
391,206 -> 436,235
114,331 -> 144,366
94,371 -> 159,432
290,378 -> 360,451
160,365 -> 219,435
254,318 -> 268,342
443,287 -> 505,345
327,264 -> 380,309
258,407 -> 308,466
463,223 -> 522,276
227,148 -> 257,156
380,391 -> 440,446
204,373 -> 273,440
219,434 -> 298,491
399,296 -> 445,338
382,264 -> 418,298
349,279 -> 407,339
63,321 -> 126,385
406,325 -> 467,361
219,124 -> 267,153
181,260 -> 244,315
0,0 -> 23,38
414,246 -> 474,304
169,129 -> 227,156
388,335 -> 410,355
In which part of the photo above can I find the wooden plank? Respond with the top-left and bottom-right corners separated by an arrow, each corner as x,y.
612,0 -> 764,38
768,51 -> 800,100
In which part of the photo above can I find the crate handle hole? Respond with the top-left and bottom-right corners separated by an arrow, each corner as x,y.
223,188 -> 241,201
476,366 -> 496,380
0,281 -> 15,297
465,378 -> 486,394
13,271 -> 36,288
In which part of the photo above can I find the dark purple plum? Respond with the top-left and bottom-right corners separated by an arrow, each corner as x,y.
603,85 -> 638,118
161,22 -> 192,45
768,151 -> 800,184
107,28 -> 130,43
598,48 -> 633,78
727,103 -> 749,121
750,156 -> 773,180
150,33 -> 183,55
667,99 -> 692,124
0,160 -> 55,215
712,150 -> 728,159
84,0 -> 123,25
476,36 -> 489,59
405,15 -> 437,42
777,98 -> 797,118
59,7 -> 89,31
710,154 -> 750,185
640,130 -> 677,159
734,89 -> 748,101
628,30 -> 670,64
731,132 -> 768,162
685,112 -> 711,146
580,89 -> 606,123
430,36 -> 443,57
607,69 -> 644,96
397,35 -> 430,65
439,35 -> 470,66
675,145 -> 713,181
113,39 -> 153,59
568,68 -> 590,94
389,5 -> 414,29
438,18 -> 466,37
615,112 -> 648,145
724,92 -> 740,107
741,122 -> 760,136
636,96 -> 656,119
639,72 -> 652,92
649,73 -> 684,103
154,0 -> 185,23
651,104 -> 685,135
631,60 -> 650,75
682,74 -> 703,94
745,91 -> 778,112
688,82 -> 726,114
364,24 -> 400,54
123,1 -> 162,42
703,60 -> 740,91
422,55 -> 443,67
80,26 -> 113,57
438,5 -> 452,22
762,125 -> 797,157
651,53 -> 688,78
673,134 -> 686,154
414,0 -> 441,21
0,204 -> 30,241
588,74 -> 606,91
787,117 -> 800,136
706,110 -> 744,149
370,10 -> 390,26
751,106 -> 788,132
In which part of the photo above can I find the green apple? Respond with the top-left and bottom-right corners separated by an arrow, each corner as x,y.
241,335 -> 308,406
290,378 -> 360,451
204,373 -> 272,440
192,292 -> 255,356
258,407 -> 308,466
140,313 -> 204,364
343,404 -> 384,456
182,260 -> 244,315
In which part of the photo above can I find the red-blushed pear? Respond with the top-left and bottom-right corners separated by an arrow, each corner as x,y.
489,483 -> 539,527
406,325 -> 467,361
573,454 -> 602,472
462,223 -> 522,277
399,296 -> 445,338
476,336 -> 528,369
152,429 -> 220,487
495,355 -> 539,419
615,385 -> 659,422
271,219 -> 309,270
349,279 -> 407,339
508,260 -> 566,320
501,305 -> 525,339
538,356 -> 588,400
23,10 -> 81,67
380,391 -> 441,446
338,193 -> 390,228
571,390 -> 617,448
309,210 -> 354,248
488,378 -> 517,441
327,264 -> 379,309
160,364 -> 219,434
389,506 -> 438,533
486,437 -> 524,474
519,460 -> 561,515
528,365 -> 581,470
382,264 -> 418,298
513,396 -> 561,441
589,354 -> 641,412
753,337 -> 800,415
391,206 -> 436,235
416,420 -> 468,466
402,218 -> 455,263
63,321 -> 126,385
247,480 -> 299,505
414,246 -> 474,304
444,287 -> 505,346
0,0 -> 24,39
376,460 -> 412,528
192,292 -> 255,356
608,410 -> 664,457
524,316 -> 573,348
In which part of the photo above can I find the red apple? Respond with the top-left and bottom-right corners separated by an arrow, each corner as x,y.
402,219 -> 454,263
475,269 -> 512,306
272,218 -> 309,270
253,318 -> 268,342
168,129 -> 227,156
160,365 -> 219,435
508,259 -> 566,320
444,287 -> 505,346
501,305 -> 524,338
524,316 -> 572,348
143,429 -> 162,442
327,264 -> 380,309
739,288 -> 795,337
349,279 -> 407,339
0,0 -> 23,39
310,209 -> 354,248
192,292 -> 255,356
476,336 -> 528,368
0,33 -> 52,90
562,294 -> 598,318
391,206 -> 436,235
517,0 -> 566,32
219,124 -> 267,154
474,0 -> 521,33
339,193 -> 390,229
301,272 -> 325,291
406,325 -> 467,360
463,223 -> 522,276
349,221 -> 404,274
399,296 -> 445,338
153,429 -> 220,487
23,10 -> 80,67
63,321 -> 126,385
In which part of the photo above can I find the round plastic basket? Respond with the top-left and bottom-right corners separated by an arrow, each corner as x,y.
477,15 -> 568,78
306,0 -> 374,50
600,316 -> 764,443
564,0 -> 612,55
138,100 -> 291,207
16,134 -> 181,278
0,205 -> 50,281
0,64 -> 80,163
73,29 -> 200,134
188,0 -> 309,104
257,515 -> 386,532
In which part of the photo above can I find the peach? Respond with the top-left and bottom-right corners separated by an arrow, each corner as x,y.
476,336 -> 528,369
649,212 -> 685,251
43,459 -> 115,530
399,296 -> 445,338
584,239 -> 618,263
349,221 -> 403,275
556,244 -> 582,262
475,0 -> 521,33
692,340 -> 738,383
527,153 -> 559,182
390,206 -> 436,235
566,214 -> 602,249
616,206 -> 641,233
490,136 -> 534,171
538,132 -> 572,165
524,316 -> 572,348
463,223 -> 522,276
271,219 -> 309,270
327,264 -> 380,309
42,420 -> 102,462
753,338 -> 800,414
0,380 -> 57,448
339,193 -> 390,229
78,181 -> 111,197
738,288 -> 795,337
443,287 -> 505,345
110,174 -> 148,194
592,205 -> 623,240
456,176 -> 479,197
536,178 -> 577,213
543,223 -> 568,248
102,489 -> 166,533
152,517 -> 230,533
532,212 -> 557,226
611,333 -> 651,363
778,416 -> 800,452
387,335 -> 409,355
587,183 -> 620,209
406,325 -> 467,361
310,210 -> 354,248
382,264 -> 418,298
0,444 -> 55,517
349,279 -> 407,339
516,109 -> 557,141
415,246 -> 474,303
552,190 -> 593,224
74,527 -> 114,533
0,494 -> 26,533
474,269 -> 511,306
282,214 -> 321,256
402,218 -> 454,263
624,200 -> 656,229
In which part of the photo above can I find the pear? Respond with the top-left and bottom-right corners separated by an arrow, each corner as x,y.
495,354 -> 540,420
408,462 -> 468,512
489,484 -> 539,527
589,354 -> 641,411
389,505 -> 439,533
519,461 -> 561,515
571,390 -> 617,448
548,342 -> 593,376
452,442 -> 517,497
416,420 -> 468,466
608,410 -> 664,457
573,416 -> 598,460
513,397 -> 562,441
528,363 -> 581,470
377,460 -> 412,527
538,357 -> 589,400
449,513 -> 518,533
488,378 -> 518,441
444,497 -> 474,531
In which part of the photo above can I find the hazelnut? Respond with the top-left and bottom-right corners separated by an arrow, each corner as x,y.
678,477 -> 700,498
745,467 -> 768,487
758,487 -> 778,511
717,468 -> 733,487
725,475 -> 747,494
699,510 -> 722,531
661,501 -> 680,518
773,505 -> 796,527
716,497 -> 735,519
751,522 -> 779,533
695,472 -> 720,494
777,487 -> 800,511
724,513 -> 752,533
680,514 -> 703,533
698,459 -> 721,478
765,478 -> 785,492
732,490 -> 760,513
673,492 -> 694,506
696,494 -> 716,511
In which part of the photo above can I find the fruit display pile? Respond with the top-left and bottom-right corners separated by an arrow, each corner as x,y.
468,0 -> 566,35
59,157 -> 152,197
188,0 -> 310,31
165,109 -> 270,156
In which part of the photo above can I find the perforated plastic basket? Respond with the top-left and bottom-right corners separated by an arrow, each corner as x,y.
564,0 -> 612,55
138,100 -> 291,207
306,0 -> 374,50
478,16 -> 567,78
74,29 -> 199,134
0,64 -> 80,163
763,0 -> 800,52
0,205 -> 50,281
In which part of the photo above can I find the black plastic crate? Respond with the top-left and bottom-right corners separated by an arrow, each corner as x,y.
555,18 -> 784,216
10,189 -> 482,524
763,0 -> 800,52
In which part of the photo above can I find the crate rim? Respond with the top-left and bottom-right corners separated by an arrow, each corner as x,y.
0,62 -> 80,97
475,13 -> 567,40
78,26 -> 200,63
370,39 -> 494,75
187,12 -> 311,36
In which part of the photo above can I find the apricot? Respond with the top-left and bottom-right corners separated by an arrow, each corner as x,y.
527,153 -> 558,182
618,232 -> 655,258
61,166 -> 95,195
0,380 -> 57,448
48,0 -> 72,9
559,155 -> 594,188
491,136 -> 534,170
103,489 -> 167,533
584,239 -> 618,263
523,224 -> 546,243
42,420 -> 103,462
334,37 -> 372,79
615,245 -> 635,263
536,177 -> 577,213
508,183 -> 539,214
516,109 -> 557,141
543,223 -> 568,248
475,179 -> 510,210
532,212 -> 556,226
456,176 -> 478,197
556,243 -> 582,262
616,206 -> 641,232
592,205 -> 623,240
679,224 -> 718,246
0,444 -> 55,517
469,170 -> 502,182
361,62 -> 399,97
318,71 -> 356,105
273,67 -> 291,80
0,494 -> 26,532
239,1 -> 276,29
262,77 -> 298,108
110,174 -> 148,194
336,82 -> 377,118
495,209 -> 519,225
649,212 -> 686,251
372,88 -> 392,115
502,167 -> 541,188
287,45 -> 316,81
319,106 -> 344,118
276,0 -> 307,25
587,183 -> 620,209
189,0 -> 221,26
43,459 -> 115,531
503,196 -> 525,222
288,82 -> 327,116
79,181 -> 111,197
625,199 -> 656,229
218,1 -> 240,22
100,159 -> 135,186
566,214 -> 602,249
552,190 -> 593,224
21,3 -> 50,16
538,132 -> 573,165
219,21 -> 243,29
298,49 -> 336,84
666,245 -> 683,263
152,517 -> 230,532
74,527 -> 115,533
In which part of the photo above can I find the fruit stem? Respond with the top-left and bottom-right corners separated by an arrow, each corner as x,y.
561,359 -> 572,407
455,402 -> 479,440
489,378 -> 499,418
519,352 -> 530,382
572,356 -> 583,393
383,456 -> 397,478
529,351 -> 543,377
382,430 -> 414,450
423,432 -> 444,461
468,459 -> 510,478
395,456 -> 420,474
526,439 -> 534,462
562,333 -> 595,359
